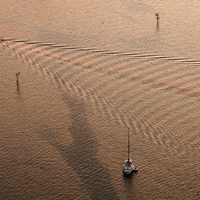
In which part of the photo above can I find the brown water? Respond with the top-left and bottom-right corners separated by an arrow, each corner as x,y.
1,0 -> 200,199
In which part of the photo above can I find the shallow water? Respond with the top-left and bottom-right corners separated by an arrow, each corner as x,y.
1,1 -> 200,199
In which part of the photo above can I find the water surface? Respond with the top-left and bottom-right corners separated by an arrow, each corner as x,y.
1,1 -> 200,199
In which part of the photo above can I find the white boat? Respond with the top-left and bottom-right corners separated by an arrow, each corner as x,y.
123,128 -> 138,174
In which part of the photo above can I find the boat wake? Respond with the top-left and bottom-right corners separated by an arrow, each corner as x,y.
1,38 -> 200,156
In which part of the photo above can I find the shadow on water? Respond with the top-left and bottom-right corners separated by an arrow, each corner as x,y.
123,171 -> 134,179
15,82 -> 22,99
123,171 -> 138,199
123,169 -> 139,180
123,173 -> 134,181
39,94 -> 119,200
16,84 -> 20,93
156,21 -> 160,35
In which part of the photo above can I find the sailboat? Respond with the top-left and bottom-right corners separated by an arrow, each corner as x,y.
123,128 -> 138,174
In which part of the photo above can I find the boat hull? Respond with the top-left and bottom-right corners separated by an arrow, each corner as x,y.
123,168 -> 133,174
123,159 -> 138,174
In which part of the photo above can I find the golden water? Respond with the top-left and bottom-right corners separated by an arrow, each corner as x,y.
1,1 -> 200,199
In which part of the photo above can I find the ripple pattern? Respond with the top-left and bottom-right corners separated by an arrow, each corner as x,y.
1,38 -> 200,156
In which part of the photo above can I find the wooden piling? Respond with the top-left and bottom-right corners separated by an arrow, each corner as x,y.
15,72 -> 20,85
155,13 -> 159,21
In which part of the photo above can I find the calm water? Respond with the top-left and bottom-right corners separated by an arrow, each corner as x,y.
1,0 -> 200,199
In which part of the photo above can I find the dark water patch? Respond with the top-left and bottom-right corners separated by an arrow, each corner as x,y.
39,95 -> 119,200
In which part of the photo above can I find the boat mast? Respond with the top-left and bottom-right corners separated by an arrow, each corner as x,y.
128,128 -> 130,160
